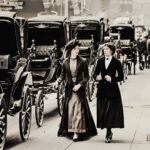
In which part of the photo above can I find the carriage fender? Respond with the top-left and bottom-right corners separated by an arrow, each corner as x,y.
15,66 -> 26,83
0,93 -> 7,109
21,72 -> 33,86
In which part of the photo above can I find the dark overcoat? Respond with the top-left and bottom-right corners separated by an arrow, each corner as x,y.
93,56 -> 124,129
58,56 -> 97,136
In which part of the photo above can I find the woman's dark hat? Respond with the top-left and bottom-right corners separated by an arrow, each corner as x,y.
65,39 -> 81,52
104,42 -> 116,54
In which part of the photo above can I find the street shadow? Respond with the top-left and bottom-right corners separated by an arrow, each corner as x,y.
110,139 -> 130,143
5,137 -> 22,150
94,138 -> 130,144
44,108 -> 58,122
5,109 -> 58,149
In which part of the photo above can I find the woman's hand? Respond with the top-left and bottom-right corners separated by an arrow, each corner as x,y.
105,75 -> 112,82
73,84 -> 81,92
96,75 -> 102,81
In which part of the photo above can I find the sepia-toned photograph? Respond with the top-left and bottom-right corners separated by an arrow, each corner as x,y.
0,0 -> 150,150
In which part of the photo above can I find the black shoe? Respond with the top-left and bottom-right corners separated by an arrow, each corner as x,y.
105,137 -> 111,143
105,132 -> 113,143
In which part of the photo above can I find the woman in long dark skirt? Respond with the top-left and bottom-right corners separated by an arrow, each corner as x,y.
93,42 -> 124,143
56,39 -> 97,141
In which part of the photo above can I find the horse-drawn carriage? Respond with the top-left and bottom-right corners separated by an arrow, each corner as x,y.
69,16 -> 105,65
109,23 -> 137,75
27,15 -> 68,121
0,11 -> 32,149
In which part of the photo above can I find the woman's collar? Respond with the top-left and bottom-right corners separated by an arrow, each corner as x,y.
105,56 -> 112,60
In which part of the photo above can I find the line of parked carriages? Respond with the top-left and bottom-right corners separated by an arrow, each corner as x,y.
0,12 -> 138,150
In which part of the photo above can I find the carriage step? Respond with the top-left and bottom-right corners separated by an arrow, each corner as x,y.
13,100 -> 22,107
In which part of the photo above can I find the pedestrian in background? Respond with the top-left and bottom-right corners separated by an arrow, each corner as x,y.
57,39 -> 97,141
146,35 -> 150,68
93,43 -> 124,143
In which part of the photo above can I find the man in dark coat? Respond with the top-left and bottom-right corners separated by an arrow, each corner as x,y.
140,34 -> 148,68
93,43 -> 124,143
146,36 -> 150,68
57,39 -> 97,141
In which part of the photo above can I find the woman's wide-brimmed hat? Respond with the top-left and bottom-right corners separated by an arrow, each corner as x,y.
65,39 -> 81,53
103,42 -> 116,54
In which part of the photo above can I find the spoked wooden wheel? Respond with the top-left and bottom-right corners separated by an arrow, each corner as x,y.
0,98 -> 7,150
35,90 -> 44,127
19,86 -> 32,141
124,65 -> 128,80
57,82 -> 65,116
133,62 -> 136,75
127,61 -> 132,75
90,81 -> 94,96
89,64 -> 96,100
123,61 -> 128,81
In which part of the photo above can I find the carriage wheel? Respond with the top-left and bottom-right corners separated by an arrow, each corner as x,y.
123,62 -> 128,80
89,64 -> 96,99
127,62 -> 131,75
35,90 -> 44,127
89,52 -> 95,66
90,80 -> 95,97
133,62 -> 136,75
57,82 -> 65,116
19,86 -> 32,141
0,98 -> 7,150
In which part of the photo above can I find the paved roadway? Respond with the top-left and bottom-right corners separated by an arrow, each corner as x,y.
4,66 -> 150,150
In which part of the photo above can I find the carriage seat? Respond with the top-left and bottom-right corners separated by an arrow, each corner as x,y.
79,47 -> 91,57
30,45 -> 52,69
35,46 -> 51,59
30,57 -> 51,69
80,40 -> 91,47
121,47 -> 132,55
32,70 -> 48,81
78,47 -> 91,64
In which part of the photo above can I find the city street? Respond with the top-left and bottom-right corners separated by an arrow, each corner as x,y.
4,66 -> 150,150
0,1 -> 150,150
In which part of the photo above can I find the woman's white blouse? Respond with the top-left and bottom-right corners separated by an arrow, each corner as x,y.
105,56 -> 112,69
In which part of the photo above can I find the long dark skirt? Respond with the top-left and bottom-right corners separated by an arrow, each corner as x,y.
58,93 -> 97,137
97,96 -> 124,129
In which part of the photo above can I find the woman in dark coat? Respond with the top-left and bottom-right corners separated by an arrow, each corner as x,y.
57,39 -> 97,141
93,43 -> 124,143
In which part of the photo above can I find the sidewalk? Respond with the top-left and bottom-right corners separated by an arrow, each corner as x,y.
6,67 -> 150,150
64,68 -> 150,150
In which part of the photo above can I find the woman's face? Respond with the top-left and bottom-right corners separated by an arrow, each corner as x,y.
103,46 -> 112,57
71,45 -> 79,57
